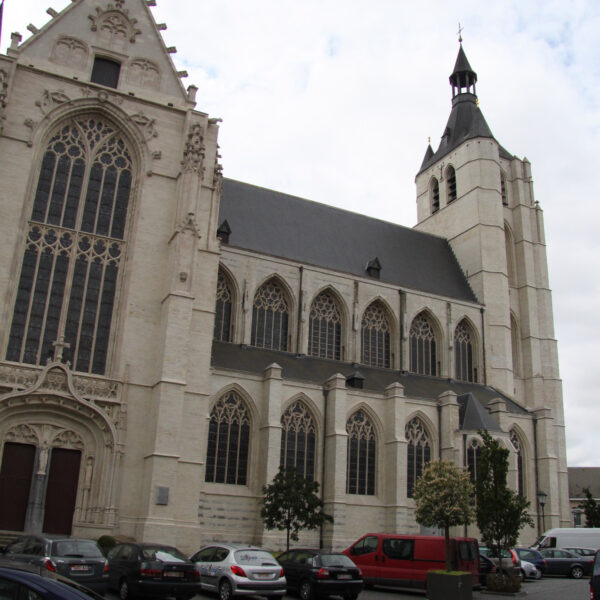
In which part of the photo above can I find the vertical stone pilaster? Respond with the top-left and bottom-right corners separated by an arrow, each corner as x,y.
383,382 -> 407,531
438,391 -> 459,463
321,373 -> 348,550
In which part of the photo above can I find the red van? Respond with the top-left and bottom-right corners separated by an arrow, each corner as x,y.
342,533 -> 479,590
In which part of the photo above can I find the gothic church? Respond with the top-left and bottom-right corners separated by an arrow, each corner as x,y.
0,0 -> 570,551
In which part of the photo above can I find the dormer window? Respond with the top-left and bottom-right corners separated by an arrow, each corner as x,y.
446,165 -> 457,203
430,177 -> 440,214
365,257 -> 381,279
91,56 -> 121,89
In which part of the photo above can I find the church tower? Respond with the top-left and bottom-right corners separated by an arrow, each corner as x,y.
414,44 -> 570,528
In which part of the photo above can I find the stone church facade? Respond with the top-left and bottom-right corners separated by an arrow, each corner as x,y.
0,0 -> 569,553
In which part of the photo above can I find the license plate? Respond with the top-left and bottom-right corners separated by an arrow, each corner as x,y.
338,574 -> 352,579
164,571 -> 184,578
253,573 -> 274,580
70,565 -> 91,572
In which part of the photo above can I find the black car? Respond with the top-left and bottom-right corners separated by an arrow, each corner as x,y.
0,535 -> 109,595
276,549 -> 362,600
478,554 -> 496,586
107,542 -> 200,599
538,548 -> 593,578
0,564 -> 105,599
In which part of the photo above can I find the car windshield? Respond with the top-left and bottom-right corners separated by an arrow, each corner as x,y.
234,550 -> 277,566
54,541 -> 103,558
141,547 -> 187,562
320,554 -> 356,568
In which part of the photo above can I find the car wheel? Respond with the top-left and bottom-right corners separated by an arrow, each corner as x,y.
219,579 -> 233,600
119,579 -> 135,600
299,580 -> 314,600
571,566 -> 584,579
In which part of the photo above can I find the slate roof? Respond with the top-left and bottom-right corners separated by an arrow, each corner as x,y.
568,467 -> 600,499
211,341 -> 529,426
219,178 -> 478,303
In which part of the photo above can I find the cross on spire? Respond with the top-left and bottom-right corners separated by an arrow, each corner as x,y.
457,21 -> 464,44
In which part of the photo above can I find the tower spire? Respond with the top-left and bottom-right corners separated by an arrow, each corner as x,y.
449,44 -> 477,98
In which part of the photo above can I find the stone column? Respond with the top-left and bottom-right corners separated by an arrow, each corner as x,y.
438,391 -> 460,463
25,444 -> 50,533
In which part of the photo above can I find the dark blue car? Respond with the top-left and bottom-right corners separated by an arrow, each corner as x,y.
515,547 -> 546,575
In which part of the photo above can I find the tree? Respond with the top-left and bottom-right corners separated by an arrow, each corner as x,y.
261,466 -> 333,550
581,487 -> 600,527
475,430 -> 533,576
413,460 -> 475,571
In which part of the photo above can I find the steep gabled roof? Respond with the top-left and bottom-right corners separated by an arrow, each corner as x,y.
219,179 -> 478,303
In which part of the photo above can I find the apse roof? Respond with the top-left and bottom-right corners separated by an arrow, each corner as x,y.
219,179 -> 478,303
211,341 -> 528,421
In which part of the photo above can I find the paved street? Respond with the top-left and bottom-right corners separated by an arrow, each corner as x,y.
104,576 -> 590,600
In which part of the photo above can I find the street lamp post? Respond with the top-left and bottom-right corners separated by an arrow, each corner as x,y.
537,490 -> 548,537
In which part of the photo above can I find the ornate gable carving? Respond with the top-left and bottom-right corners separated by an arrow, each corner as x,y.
182,123 -> 205,174
6,423 -> 39,445
89,2 -> 142,49
127,58 -> 161,90
51,36 -> 89,69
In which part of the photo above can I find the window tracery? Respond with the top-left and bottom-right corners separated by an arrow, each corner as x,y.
308,291 -> 341,360
405,417 -> 432,498
205,391 -> 250,485
280,401 -> 316,481
467,438 -> 482,482
455,320 -> 476,382
346,410 -> 376,495
214,270 -> 233,342
7,117 -> 133,375
409,313 -> 438,376
361,301 -> 391,368
510,429 -> 524,497
251,279 -> 289,351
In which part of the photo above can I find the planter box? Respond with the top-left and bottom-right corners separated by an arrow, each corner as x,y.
426,571 -> 473,600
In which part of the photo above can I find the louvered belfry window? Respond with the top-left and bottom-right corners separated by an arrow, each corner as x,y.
251,279 -> 289,351
308,290 -> 341,360
6,118 -> 133,374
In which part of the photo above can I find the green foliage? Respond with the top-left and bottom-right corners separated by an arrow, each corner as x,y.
581,487 -> 600,527
261,466 -> 333,550
413,460 -> 474,571
485,572 -> 521,593
475,429 -> 533,585
96,535 -> 117,556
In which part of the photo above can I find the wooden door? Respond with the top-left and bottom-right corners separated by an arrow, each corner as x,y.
43,448 -> 81,535
0,442 -> 36,531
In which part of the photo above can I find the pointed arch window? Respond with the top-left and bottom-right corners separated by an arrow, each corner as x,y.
430,178 -> 440,214
308,290 -> 341,360
406,417 -> 432,498
409,312 -> 438,376
504,225 -> 517,287
251,279 -> 289,351
361,301 -> 391,368
6,117 -> 134,375
346,410 -> 376,495
467,438 -> 482,482
501,172 -> 508,206
446,165 -> 457,203
455,319 -> 477,382
280,401 -> 316,481
510,430 -> 524,497
205,391 -> 250,485
214,270 -> 233,342
510,314 -> 522,378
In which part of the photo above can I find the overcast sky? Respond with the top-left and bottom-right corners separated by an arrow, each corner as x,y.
2,1 -> 599,467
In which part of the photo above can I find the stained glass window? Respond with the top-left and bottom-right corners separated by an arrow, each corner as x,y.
406,417 -> 432,498
455,320 -> 476,382
308,291 -> 341,360
205,391 -> 250,485
361,301 -> 391,368
280,401 -> 316,481
7,118 -> 133,374
251,279 -> 289,351
214,270 -> 233,342
346,410 -> 376,495
410,313 -> 437,376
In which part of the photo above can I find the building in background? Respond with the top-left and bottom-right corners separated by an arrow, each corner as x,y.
569,467 -> 600,527
0,0 -> 570,551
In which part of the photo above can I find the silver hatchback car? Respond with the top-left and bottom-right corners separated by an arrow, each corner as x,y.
190,544 -> 286,600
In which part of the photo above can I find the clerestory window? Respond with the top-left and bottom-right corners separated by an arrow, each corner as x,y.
361,301 -> 391,368
308,290 -> 341,360
409,312 -> 438,376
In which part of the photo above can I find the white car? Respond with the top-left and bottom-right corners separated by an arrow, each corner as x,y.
521,559 -> 541,580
